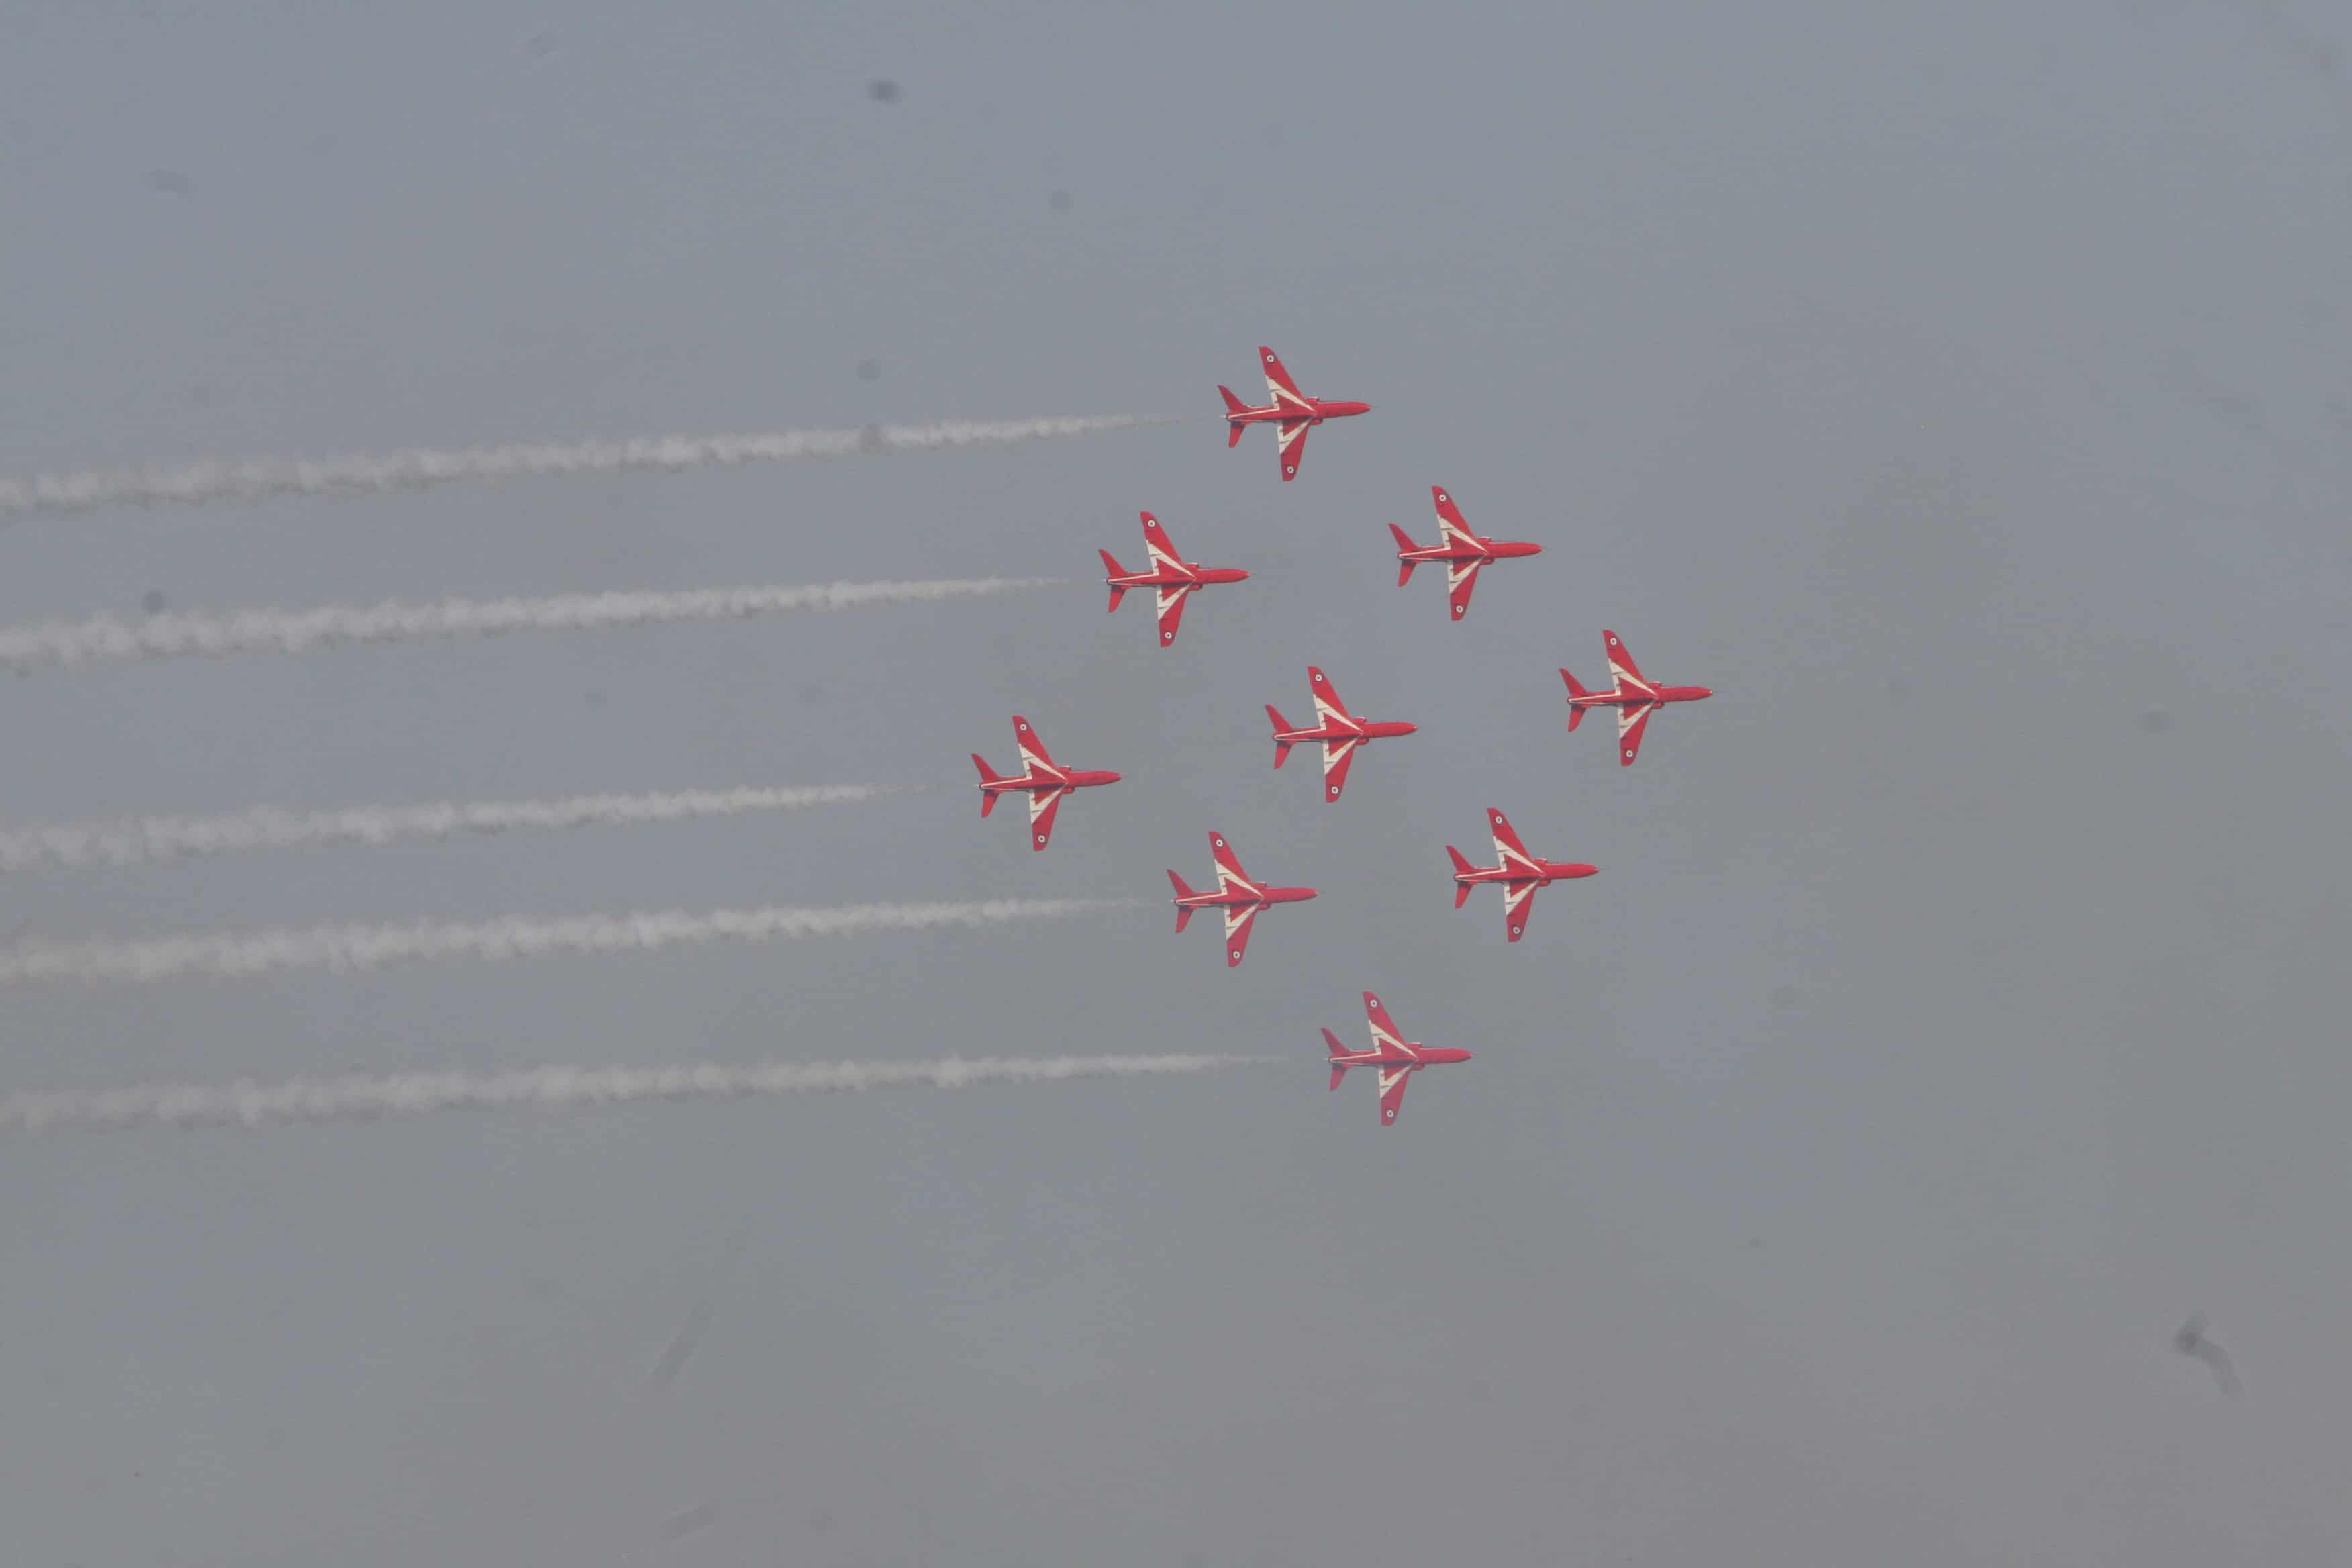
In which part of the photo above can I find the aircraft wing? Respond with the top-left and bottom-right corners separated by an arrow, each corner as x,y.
1616,701 -> 1660,767
1140,511 -> 1185,571
1308,666 -> 1352,724
1431,487 -> 1477,548
1276,418 -> 1310,481
1321,736 -> 1361,802
1377,1064 -> 1413,1126
1502,878 -> 1538,943
1222,902 -> 1259,967
1603,631 -> 1658,697
1446,557 -> 1484,620
1012,716 -> 1061,776
1155,583 -> 1193,646
1026,786 -> 1070,850
1488,809 -> 1540,874
1362,991 -> 1414,1055
1261,347 -> 1315,413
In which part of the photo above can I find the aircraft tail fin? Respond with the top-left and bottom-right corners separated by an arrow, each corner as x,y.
971,755 -> 1001,815
1099,551 -> 1130,611
1388,523 -> 1420,584
1265,705 -> 1295,767
1218,384 -> 1249,417
1322,1028 -> 1351,1089
1447,846 -> 1476,905
1167,870 -> 1196,931
1226,422 -> 1246,448
1560,668 -> 1590,729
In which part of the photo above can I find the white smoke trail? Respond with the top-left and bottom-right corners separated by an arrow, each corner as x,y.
0,783 -> 912,873
0,578 -> 1058,674
0,898 -> 1137,987
0,1054 -> 1275,1134
0,414 -> 1159,519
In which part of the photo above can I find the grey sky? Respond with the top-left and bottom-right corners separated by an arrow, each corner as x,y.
3,2 -> 2348,1563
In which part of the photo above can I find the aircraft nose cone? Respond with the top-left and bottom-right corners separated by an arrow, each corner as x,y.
1101,771 -> 1123,783
1460,1049 -> 1473,1061
1398,722 -> 1419,734
1692,687 -> 1714,701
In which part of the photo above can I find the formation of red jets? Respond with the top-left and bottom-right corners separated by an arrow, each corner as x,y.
972,348 -> 1715,1123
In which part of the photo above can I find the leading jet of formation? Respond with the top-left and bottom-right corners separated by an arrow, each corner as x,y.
1165,831 -> 1319,967
971,716 -> 1121,850
1099,511 -> 1249,648
1560,629 -> 1714,765
1322,991 -> 1472,1126
1388,485 -> 1544,621
1219,346 -> 1371,482
1447,807 -> 1598,943
1265,665 -> 1418,803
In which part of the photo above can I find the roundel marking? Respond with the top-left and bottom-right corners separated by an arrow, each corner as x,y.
1510,926 -> 1522,937
1034,833 -> 1046,845
1018,720 -> 1030,732
1162,631 -> 1173,643
1327,785 -> 1339,798
1312,671 -> 1324,683
1367,997 -> 1377,1007
1265,352 -> 1275,364
1229,949 -> 1241,961
1453,605 -> 1465,618
1622,748 -> 1634,761
1284,464 -> 1296,475
1437,492 -> 1449,503
1607,635 -> 1619,647
1213,837 -> 1224,848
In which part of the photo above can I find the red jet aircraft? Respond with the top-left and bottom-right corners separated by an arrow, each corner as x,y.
1561,630 -> 1714,766
1387,485 -> 1543,620
1322,992 -> 1472,1126
1165,830 -> 1318,967
970,716 -> 1121,850
1099,511 -> 1249,648
1218,346 -> 1371,482
1446,807 -> 1598,943
1266,665 -> 1418,803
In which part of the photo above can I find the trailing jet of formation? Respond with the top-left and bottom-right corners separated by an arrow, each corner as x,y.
1165,831 -> 1318,967
1099,511 -> 1248,648
1560,630 -> 1713,766
1389,485 -> 1545,621
1323,992 -> 1472,1126
1265,666 -> 1418,803
971,717 -> 1121,850
1219,346 -> 1371,482
1447,808 -> 1597,944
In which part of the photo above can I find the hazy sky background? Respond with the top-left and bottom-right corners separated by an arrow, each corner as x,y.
3,3 -> 2349,1563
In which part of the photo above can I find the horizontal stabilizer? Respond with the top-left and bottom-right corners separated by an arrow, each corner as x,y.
972,754 -> 1001,815
1322,1028 -> 1350,1090
1266,706 -> 1295,767
1219,384 -> 1249,416
1388,523 -> 1420,583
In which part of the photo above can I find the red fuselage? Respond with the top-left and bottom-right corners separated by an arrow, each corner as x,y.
1399,537 -> 1544,566
1334,1043 -> 1473,1070
1106,563 -> 1251,591
981,768 -> 1122,797
1452,859 -> 1597,890
1271,716 -> 1418,747
1225,397 -> 1372,426
1173,884 -> 1319,912
1568,683 -> 1713,709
